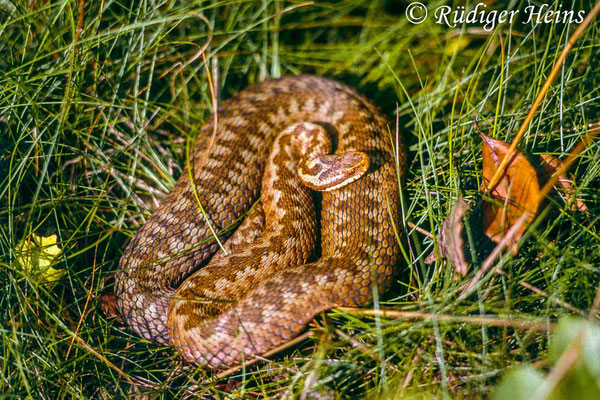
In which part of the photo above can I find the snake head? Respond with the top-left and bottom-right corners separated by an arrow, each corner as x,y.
298,151 -> 370,191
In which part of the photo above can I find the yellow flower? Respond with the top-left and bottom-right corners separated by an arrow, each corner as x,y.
15,233 -> 65,285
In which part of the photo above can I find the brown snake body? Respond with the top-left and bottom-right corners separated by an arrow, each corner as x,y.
114,75 -> 405,368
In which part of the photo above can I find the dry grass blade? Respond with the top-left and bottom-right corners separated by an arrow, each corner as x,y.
336,307 -> 552,332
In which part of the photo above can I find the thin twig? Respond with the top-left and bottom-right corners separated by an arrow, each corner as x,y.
514,276 -> 586,316
407,221 -> 434,239
336,307 -> 553,332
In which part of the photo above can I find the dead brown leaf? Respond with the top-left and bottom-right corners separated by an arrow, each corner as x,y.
425,196 -> 471,277
98,291 -> 121,321
480,133 -> 542,253
539,154 -> 588,212
98,275 -> 122,322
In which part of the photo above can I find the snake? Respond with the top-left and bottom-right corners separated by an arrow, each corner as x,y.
114,75 -> 405,369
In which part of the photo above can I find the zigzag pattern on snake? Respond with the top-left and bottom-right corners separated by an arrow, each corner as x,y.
114,75 -> 406,369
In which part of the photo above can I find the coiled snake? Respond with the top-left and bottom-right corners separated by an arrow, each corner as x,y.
114,75 -> 405,369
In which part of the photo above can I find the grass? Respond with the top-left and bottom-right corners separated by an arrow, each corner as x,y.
1,0 -> 599,398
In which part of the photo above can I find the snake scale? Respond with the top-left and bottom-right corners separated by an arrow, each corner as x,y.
114,75 -> 406,369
